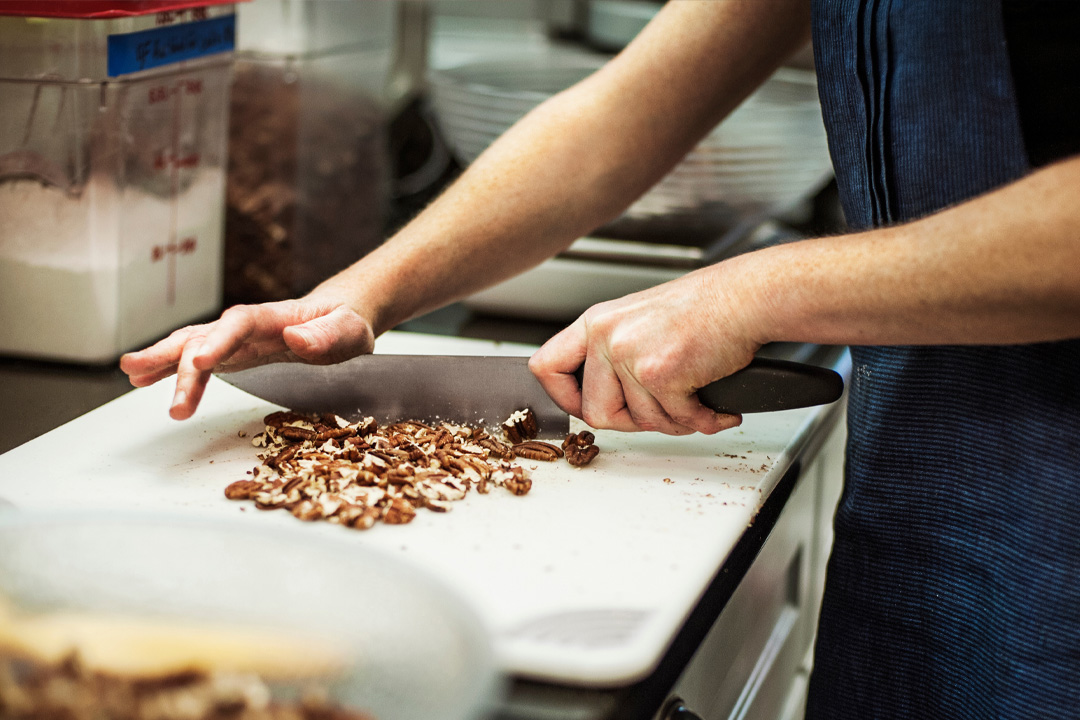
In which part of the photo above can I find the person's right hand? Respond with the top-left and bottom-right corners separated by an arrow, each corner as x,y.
119,297 -> 374,421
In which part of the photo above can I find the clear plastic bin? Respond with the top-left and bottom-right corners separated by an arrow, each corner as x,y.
0,3 -> 236,363
224,0 -> 393,304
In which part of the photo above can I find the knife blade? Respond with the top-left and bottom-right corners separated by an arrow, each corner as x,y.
223,355 -> 572,439
223,354 -> 843,438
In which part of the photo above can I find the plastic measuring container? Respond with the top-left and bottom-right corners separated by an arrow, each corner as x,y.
0,2 -> 238,363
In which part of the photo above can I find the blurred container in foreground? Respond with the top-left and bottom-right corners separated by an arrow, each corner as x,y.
0,2 -> 236,363
225,0 -> 393,305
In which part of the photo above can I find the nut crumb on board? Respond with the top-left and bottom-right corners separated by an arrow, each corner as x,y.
224,408 -> 600,530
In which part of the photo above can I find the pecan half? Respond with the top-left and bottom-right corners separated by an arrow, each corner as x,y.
512,440 -> 564,462
279,426 -> 318,442
263,411 -> 307,428
563,431 -> 600,467
566,444 -> 600,467
383,498 -> 417,525
312,426 -> 355,441
504,477 -> 533,496
224,480 -> 261,500
291,500 -> 323,522
562,430 -> 596,450
478,436 -> 514,460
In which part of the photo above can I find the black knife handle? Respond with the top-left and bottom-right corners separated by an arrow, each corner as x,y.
572,357 -> 844,414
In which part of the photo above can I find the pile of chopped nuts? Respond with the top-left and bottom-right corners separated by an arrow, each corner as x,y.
225,408 -> 599,530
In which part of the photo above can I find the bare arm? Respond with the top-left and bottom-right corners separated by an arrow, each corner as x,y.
319,0 -> 813,335
121,0 -> 812,419
531,155 -> 1080,434
756,156 -> 1080,346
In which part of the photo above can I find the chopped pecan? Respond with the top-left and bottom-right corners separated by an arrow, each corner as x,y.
387,420 -> 432,434
291,500 -> 323,522
279,426 -> 318,442
265,444 -> 300,470
233,407 -> 548,531
281,475 -> 308,495
423,497 -> 453,513
263,411 -> 307,428
478,436 -> 514,460
386,467 -> 417,485
383,498 -> 417,525
337,504 -> 379,530
502,408 -> 540,444
224,480 -> 261,500
312,426 -> 355,441
504,477 -> 532,496
253,491 -> 288,510
512,440 -> 564,462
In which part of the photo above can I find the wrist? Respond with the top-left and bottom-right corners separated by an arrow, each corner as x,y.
700,247 -> 790,351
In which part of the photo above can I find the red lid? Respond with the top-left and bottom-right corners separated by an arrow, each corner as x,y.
0,1 -> 239,19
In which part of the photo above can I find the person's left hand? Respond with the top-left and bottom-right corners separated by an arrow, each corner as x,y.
529,266 -> 763,435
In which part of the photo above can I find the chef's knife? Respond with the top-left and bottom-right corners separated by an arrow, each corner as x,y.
225,355 -> 572,438
224,355 -> 843,438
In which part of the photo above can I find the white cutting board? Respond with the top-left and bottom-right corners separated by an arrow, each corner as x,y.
0,331 -> 832,686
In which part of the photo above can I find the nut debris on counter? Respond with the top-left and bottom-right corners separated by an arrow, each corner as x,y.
224,409 -> 600,530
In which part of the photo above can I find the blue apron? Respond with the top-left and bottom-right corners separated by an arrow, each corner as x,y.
806,1 -> 1080,717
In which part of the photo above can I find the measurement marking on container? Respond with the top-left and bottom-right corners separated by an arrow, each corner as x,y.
151,238 -> 197,263
149,80 -> 203,105
154,151 -> 200,171
156,8 -> 210,26
167,79 -> 182,306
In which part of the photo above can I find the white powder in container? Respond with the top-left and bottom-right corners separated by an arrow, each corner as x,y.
0,173 -> 224,363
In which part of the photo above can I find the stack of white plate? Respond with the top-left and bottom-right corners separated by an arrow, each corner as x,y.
429,54 -> 833,243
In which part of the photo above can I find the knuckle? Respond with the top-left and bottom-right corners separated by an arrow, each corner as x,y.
221,305 -> 254,323
527,352 -> 546,376
634,358 -> 671,390
632,415 -> 663,432
580,406 -> 607,429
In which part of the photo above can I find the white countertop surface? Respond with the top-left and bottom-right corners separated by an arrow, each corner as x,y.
0,331 -> 843,687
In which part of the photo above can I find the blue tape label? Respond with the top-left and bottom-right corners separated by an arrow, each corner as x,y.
107,15 -> 235,77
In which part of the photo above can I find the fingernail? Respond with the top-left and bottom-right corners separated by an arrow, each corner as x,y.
172,390 -> 187,410
293,329 -> 312,350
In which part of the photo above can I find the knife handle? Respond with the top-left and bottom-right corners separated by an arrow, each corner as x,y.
573,357 -> 844,414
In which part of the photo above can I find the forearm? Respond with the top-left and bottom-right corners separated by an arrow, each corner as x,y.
315,0 -> 812,336
740,156 -> 1080,347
